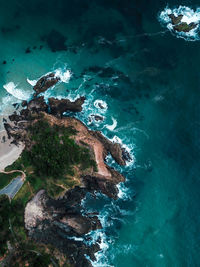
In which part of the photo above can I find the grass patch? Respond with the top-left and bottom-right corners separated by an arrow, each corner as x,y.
0,172 -> 19,189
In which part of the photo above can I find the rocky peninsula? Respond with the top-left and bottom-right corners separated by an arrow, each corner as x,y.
0,72 -> 131,266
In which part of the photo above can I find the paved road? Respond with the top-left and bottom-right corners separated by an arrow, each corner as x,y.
0,177 -> 24,199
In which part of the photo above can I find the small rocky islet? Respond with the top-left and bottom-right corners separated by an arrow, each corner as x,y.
0,72 -> 131,266
168,13 -> 197,33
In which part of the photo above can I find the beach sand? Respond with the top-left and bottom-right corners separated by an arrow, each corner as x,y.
0,130 -> 24,171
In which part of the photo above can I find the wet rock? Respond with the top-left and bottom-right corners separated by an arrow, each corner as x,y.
91,131 -> 127,166
49,96 -> 85,117
21,100 -> 27,107
169,14 -> 197,32
122,147 -> 132,162
169,14 -> 183,25
174,22 -> 197,32
89,114 -> 104,123
27,96 -> 48,113
33,72 -> 60,96
83,175 -> 119,199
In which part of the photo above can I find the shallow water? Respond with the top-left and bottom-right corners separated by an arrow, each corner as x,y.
1,0 -> 200,266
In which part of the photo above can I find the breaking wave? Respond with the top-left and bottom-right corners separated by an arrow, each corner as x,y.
27,78 -> 37,86
3,82 -> 31,100
159,6 -> 200,41
54,68 -> 71,83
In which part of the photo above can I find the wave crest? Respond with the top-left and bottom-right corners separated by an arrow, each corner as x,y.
159,6 -> 200,41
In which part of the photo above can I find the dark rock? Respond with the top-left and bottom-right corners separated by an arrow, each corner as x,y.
122,147 -> 132,162
169,14 -> 183,25
91,131 -> 126,166
13,103 -> 19,109
83,175 -> 119,199
33,72 -> 60,96
9,112 -> 23,122
27,96 -> 48,113
168,14 -> 197,32
174,22 -> 197,32
2,60 -> 6,64
25,47 -> 31,54
24,189 -> 101,267
21,100 -> 27,107
90,115 -> 104,122
49,96 -> 85,117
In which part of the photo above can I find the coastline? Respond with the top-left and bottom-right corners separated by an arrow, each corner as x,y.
0,130 -> 24,171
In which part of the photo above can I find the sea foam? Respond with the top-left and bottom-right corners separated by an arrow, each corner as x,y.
105,117 -> 117,131
159,6 -> 200,41
3,82 -> 31,100
94,100 -> 108,111
26,78 -> 37,86
54,68 -> 71,83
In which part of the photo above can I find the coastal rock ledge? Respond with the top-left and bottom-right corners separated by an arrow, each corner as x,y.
2,71 -> 132,266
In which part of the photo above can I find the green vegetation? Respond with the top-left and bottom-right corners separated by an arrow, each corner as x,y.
23,119 -> 96,177
0,172 -> 19,189
0,118 -> 97,265
0,195 -> 56,266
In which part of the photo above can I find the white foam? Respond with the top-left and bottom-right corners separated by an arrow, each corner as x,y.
94,100 -> 108,111
27,78 -> 37,86
159,6 -> 200,41
105,117 -> 117,131
54,68 -> 71,83
3,82 -> 31,100
117,183 -> 131,200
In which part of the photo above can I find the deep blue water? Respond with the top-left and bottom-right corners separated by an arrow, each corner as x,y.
0,0 -> 200,266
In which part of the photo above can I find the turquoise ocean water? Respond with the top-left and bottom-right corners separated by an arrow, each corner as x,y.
1,0 -> 200,266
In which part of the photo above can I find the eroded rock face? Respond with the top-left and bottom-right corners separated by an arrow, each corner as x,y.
33,73 -> 60,96
48,96 -> 86,117
25,189 -> 101,267
90,130 -> 131,166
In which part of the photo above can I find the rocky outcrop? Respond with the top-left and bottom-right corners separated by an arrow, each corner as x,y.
33,73 -> 60,96
25,189 -> 101,267
49,96 -> 85,117
5,86 -> 131,267
169,14 -> 197,32
90,130 -> 131,166
82,175 -> 119,199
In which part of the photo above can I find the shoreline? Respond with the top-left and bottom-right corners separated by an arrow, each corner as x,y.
0,130 -> 24,171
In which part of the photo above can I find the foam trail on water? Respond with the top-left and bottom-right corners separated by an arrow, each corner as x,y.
27,78 -> 37,86
105,117 -> 117,131
3,82 -> 31,100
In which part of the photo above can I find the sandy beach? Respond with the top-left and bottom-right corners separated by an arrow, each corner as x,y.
0,130 -> 24,171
